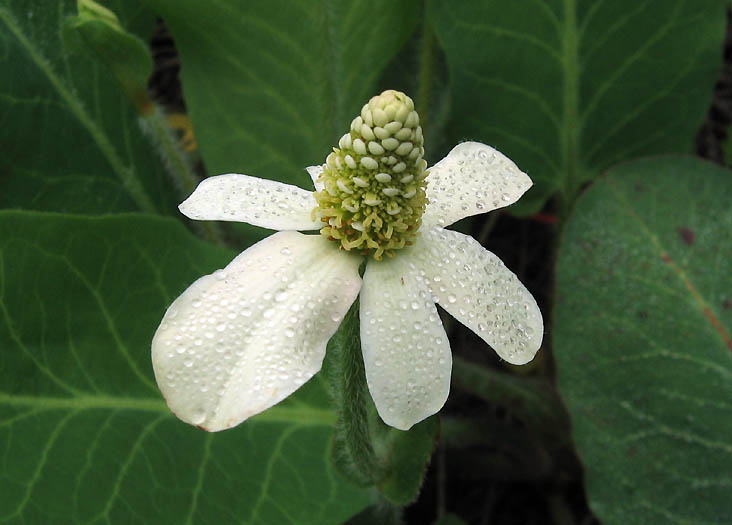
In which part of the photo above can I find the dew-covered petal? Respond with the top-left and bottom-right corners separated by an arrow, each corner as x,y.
412,227 -> 543,365
422,142 -> 532,228
360,255 -> 452,430
306,165 -> 325,192
151,231 -> 362,431
179,174 -> 319,230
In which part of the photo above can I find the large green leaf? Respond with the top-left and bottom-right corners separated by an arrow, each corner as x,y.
0,211 -> 369,524
429,0 -> 726,213
554,157 -> 732,523
142,0 -> 420,187
0,1 -> 174,215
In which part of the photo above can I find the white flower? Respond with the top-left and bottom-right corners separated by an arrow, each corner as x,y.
151,91 -> 543,432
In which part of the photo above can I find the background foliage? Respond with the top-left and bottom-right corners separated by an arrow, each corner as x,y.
1,0 -> 729,523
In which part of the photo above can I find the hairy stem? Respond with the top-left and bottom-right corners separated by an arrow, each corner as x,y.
325,300 -> 383,486
139,105 -> 225,246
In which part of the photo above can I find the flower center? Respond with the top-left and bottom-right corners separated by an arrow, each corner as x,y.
313,90 -> 428,260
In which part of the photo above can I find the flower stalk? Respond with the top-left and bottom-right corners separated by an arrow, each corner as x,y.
324,299 -> 384,486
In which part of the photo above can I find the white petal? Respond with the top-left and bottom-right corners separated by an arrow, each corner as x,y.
306,165 -> 325,192
179,174 -> 319,230
360,256 -> 452,430
152,231 -> 362,431
411,227 -> 543,364
422,142 -> 532,228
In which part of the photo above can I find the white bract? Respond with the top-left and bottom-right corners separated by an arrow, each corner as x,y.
152,91 -> 543,431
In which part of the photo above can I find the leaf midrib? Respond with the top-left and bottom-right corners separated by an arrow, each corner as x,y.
0,392 -> 337,425
559,0 -> 580,205
607,178 -> 732,357
0,7 -> 157,214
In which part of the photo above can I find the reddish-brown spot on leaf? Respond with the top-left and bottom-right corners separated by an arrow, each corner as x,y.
658,250 -> 731,354
676,227 -> 695,246
723,299 -> 732,311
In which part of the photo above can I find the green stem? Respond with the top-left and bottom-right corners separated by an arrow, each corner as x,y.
326,300 -> 383,486
140,105 -> 199,195
139,105 -> 226,246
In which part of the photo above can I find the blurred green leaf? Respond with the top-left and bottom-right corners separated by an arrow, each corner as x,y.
141,0 -> 420,187
722,129 -> 732,167
433,513 -> 468,525
451,356 -> 567,433
0,211 -> 369,524
554,157 -> 732,523
429,1 -> 726,214
0,0 -> 174,214
376,416 -> 439,505
64,0 -> 154,114
448,357 -> 572,481
346,501 -> 402,525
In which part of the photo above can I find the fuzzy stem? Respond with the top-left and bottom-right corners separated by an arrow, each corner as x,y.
138,105 -> 225,246
325,299 -> 383,486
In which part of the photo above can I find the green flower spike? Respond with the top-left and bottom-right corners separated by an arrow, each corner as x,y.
313,90 -> 428,260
